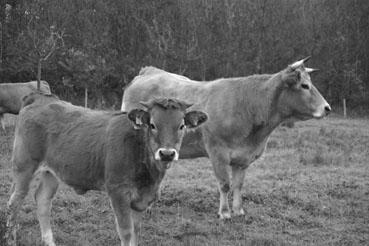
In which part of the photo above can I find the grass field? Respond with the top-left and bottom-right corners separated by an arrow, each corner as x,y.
0,115 -> 368,246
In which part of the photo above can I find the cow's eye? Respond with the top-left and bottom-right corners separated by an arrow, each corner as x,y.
150,123 -> 156,130
179,124 -> 185,130
301,84 -> 310,90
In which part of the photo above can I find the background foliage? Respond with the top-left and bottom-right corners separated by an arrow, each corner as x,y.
0,0 -> 368,111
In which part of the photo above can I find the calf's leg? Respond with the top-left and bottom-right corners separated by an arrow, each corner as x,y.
109,192 -> 136,246
7,161 -> 37,245
34,170 -> 58,246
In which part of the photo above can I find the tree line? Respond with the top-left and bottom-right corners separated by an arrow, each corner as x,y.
0,0 -> 368,112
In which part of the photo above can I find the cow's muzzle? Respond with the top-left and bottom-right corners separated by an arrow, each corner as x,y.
155,148 -> 178,163
313,103 -> 331,118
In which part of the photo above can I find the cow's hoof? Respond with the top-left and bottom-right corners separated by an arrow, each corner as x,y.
41,232 -> 56,246
218,211 -> 231,220
233,208 -> 245,216
41,240 -> 56,246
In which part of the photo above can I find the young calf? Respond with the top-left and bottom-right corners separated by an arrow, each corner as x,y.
7,93 -> 207,246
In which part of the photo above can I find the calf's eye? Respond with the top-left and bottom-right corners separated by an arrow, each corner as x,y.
150,123 -> 156,130
179,124 -> 185,130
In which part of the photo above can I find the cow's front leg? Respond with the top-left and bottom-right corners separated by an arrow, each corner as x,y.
231,165 -> 246,216
208,148 -> 231,219
109,192 -> 136,246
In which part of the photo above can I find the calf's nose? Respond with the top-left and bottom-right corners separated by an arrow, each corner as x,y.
158,148 -> 176,161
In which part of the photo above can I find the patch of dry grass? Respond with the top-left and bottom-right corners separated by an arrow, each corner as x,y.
0,116 -> 368,245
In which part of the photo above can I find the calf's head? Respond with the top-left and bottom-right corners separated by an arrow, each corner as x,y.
128,98 -> 207,164
279,57 -> 331,120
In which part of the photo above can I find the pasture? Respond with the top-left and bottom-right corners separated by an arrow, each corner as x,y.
0,115 -> 368,246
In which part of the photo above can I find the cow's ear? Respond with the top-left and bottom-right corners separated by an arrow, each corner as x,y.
282,68 -> 300,87
184,111 -> 208,128
128,109 -> 150,129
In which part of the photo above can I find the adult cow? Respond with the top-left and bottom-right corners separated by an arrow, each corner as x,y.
122,57 -> 331,219
7,93 -> 207,246
0,81 -> 50,129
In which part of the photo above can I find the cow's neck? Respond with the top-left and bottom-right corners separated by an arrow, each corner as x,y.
242,73 -> 286,142
144,158 -> 166,184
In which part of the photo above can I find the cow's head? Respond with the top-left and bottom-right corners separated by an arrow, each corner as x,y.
279,57 -> 331,120
128,98 -> 207,166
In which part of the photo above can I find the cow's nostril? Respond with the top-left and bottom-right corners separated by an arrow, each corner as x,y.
159,149 -> 175,158
325,105 -> 331,112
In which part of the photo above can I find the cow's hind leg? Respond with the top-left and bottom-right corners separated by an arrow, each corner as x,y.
231,165 -> 246,216
7,161 -> 37,245
34,170 -> 58,246
208,148 -> 231,219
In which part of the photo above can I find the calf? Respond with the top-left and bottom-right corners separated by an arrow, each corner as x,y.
7,92 -> 207,246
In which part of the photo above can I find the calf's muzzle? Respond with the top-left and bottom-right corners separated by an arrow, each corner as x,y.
155,148 -> 178,162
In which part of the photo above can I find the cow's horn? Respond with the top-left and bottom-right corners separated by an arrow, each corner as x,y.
305,67 -> 319,73
302,56 -> 311,63
290,56 -> 311,69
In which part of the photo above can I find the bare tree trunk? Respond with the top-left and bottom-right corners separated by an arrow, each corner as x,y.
37,58 -> 42,90
201,55 -> 206,80
256,0 -> 267,74
84,87 -> 88,108
0,22 -> 3,66
0,1 -> 5,66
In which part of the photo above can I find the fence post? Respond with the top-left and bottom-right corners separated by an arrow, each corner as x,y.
85,87 -> 88,108
343,98 -> 347,118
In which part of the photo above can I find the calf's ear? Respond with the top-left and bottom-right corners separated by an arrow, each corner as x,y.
128,109 -> 150,129
184,111 -> 208,128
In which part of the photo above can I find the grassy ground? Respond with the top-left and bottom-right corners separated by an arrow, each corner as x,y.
0,116 -> 368,246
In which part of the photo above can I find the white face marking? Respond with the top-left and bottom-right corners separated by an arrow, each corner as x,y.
173,151 -> 179,161
312,110 -> 324,118
154,150 -> 160,160
313,103 -> 331,118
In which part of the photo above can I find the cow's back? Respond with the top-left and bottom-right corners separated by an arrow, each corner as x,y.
15,93 -> 121,190
122,68 -> 209,112
27,80 -> 51,94
8,81 -> 51,100
16,93 -> 108,161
